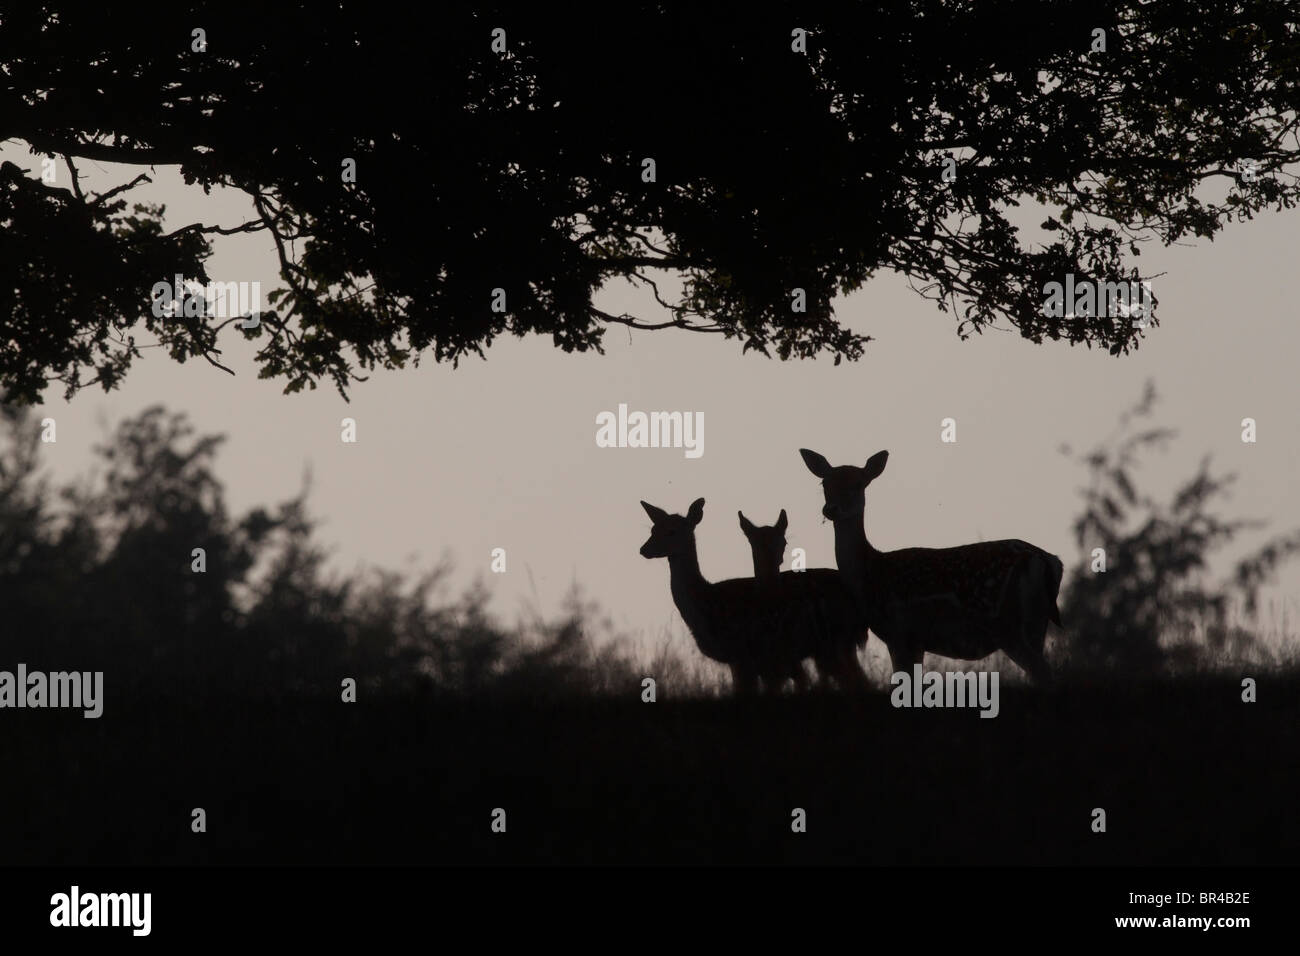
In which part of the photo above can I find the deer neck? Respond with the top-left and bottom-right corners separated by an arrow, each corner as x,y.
832,509 -> 879,596
666,544 -> 711,631
750,550 -> 780,583
665,544 -> 735,662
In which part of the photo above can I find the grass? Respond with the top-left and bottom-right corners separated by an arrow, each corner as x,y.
2,669 -> 1295,866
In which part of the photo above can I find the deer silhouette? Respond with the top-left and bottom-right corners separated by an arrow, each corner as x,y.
738,508 -> 869,690
800,448 -> 1061,682
640,498 -> 863,695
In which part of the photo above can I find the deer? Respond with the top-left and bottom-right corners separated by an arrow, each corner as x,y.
738,508 -> 869,690
799,448 -> 1062,683
639,498 -> 863,695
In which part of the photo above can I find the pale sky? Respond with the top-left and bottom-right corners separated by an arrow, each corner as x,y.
9,144 -> 1299,662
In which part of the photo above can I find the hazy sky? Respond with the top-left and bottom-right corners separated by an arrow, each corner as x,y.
9,144 -> 1299,662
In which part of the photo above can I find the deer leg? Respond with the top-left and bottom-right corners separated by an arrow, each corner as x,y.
731,664 -> 759,697
760,668 -> 786,697
1006,567 -> 1054,685
888,639 -> 923,676
824,643 -> 866,692
839,644 -> 870,691
1004,642 -> 1052,686
791,663 -> 812,694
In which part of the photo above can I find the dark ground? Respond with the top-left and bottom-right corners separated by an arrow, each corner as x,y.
2,678 -> 1295,865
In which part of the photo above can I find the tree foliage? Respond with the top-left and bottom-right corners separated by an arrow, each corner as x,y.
2,2 -> 1298,402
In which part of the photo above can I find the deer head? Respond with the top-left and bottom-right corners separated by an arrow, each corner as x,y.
799,448 -> 889,522
639,498 -> 705,559
739,508 -> 788,578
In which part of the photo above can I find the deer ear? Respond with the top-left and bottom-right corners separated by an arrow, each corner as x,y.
738,511 -> 755,534
800,448 -> 832,478
640,500 -> 670,524
863,450 -> 889,484
776,509 -> 788,533
687,498 -> 705,525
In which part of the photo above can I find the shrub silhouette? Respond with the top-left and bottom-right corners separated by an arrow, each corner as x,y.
0,404 -> 640,698
1059,383 -> 1300,675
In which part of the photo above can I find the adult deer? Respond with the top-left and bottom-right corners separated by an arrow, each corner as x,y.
799,449 -> 1062,683
738,509 -> 869,690
639,498 -> 862,695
